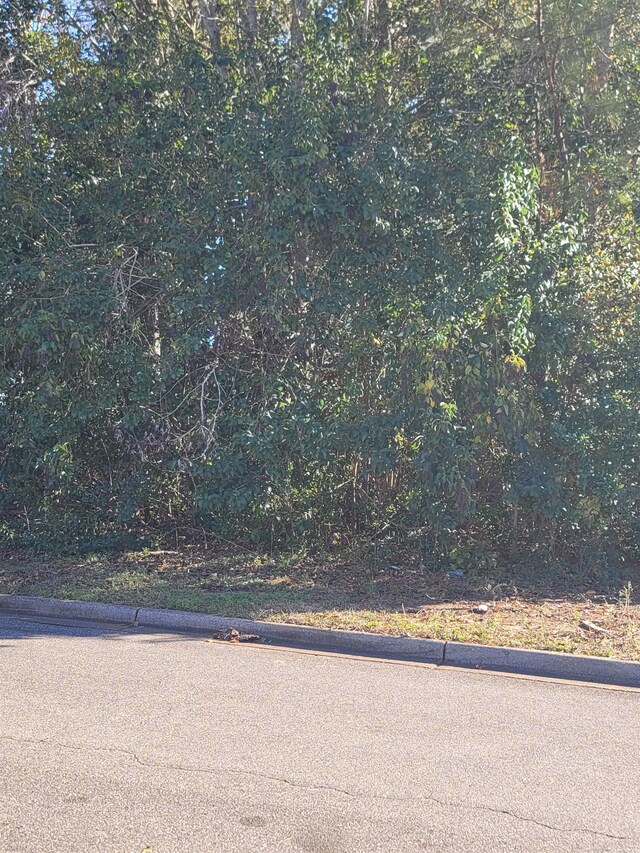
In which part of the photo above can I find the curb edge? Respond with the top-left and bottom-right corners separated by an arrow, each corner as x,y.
2,593 -> 639,687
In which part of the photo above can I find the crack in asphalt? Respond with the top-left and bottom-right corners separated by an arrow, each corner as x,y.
1,734 -> 630,841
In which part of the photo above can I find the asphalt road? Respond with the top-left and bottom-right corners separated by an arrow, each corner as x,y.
1,615 -> 639,853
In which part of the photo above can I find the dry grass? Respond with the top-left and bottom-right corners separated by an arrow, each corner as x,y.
271,599 -> 640,660
1,547 -> 639,661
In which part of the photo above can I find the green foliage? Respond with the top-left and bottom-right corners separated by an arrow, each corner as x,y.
1,0 -> 639,568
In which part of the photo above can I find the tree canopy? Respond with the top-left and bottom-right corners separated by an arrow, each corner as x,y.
1,0 -> 639,568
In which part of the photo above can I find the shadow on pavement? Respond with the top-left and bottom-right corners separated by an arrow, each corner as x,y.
0,614 -> 216,644
0,615 -> 134,641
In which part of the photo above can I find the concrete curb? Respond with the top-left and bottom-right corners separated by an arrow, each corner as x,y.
135,606 -> 446,662
444,641 -> 640,687
2,594 -> 639,686
0,594 -> 138,625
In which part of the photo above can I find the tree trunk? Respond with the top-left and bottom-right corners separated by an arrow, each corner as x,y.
291,0 -> 309,47
241,0 -> 258,40
376,0 -> 391,50
199,0 -> 228,79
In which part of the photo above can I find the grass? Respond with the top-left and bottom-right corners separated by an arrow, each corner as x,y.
1,545 -> 639,661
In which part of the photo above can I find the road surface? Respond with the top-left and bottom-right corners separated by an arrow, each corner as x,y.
1,614 -> 638,852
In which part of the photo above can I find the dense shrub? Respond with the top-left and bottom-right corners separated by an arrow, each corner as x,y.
1,0 -> 639,566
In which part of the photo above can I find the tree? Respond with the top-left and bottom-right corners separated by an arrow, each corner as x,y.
1,0 -> 639,568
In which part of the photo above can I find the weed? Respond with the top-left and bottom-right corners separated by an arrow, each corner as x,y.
618,581 -> 634,611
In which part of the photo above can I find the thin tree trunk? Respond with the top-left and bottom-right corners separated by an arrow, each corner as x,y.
199,0 -> 228,79
376,0 -> 391,50
594,12 -> 615,87
535,0 -> 567,173
240,0 -> 258,41
363,0 -> 371,44
291,0 -> 309,47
